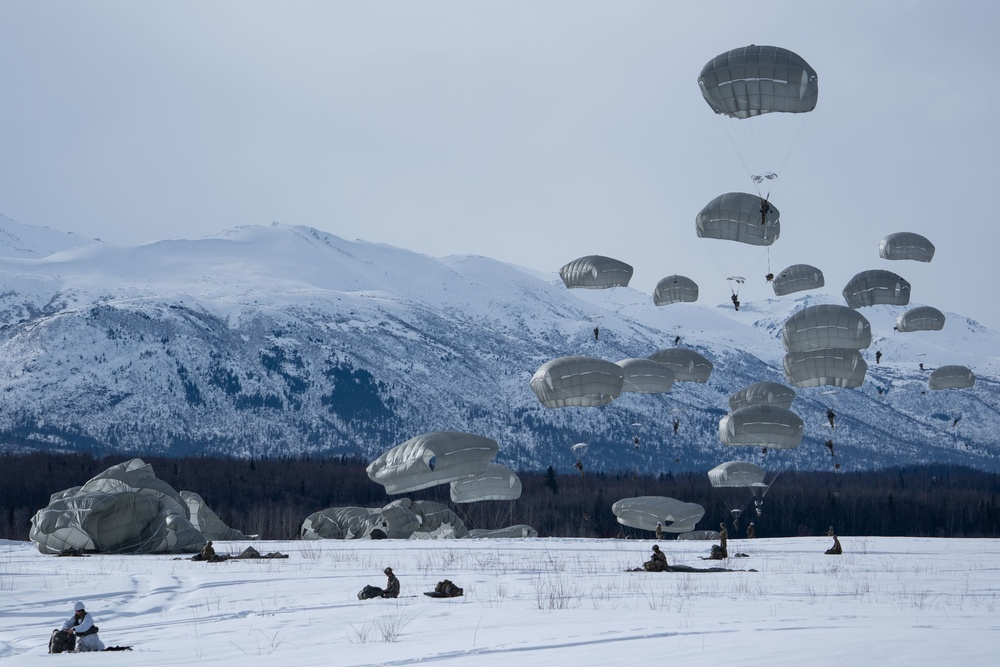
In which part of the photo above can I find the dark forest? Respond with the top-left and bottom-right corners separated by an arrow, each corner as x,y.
3,452 -> 999,541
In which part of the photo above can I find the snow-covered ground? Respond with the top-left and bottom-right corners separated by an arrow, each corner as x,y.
2,536 -> 998,665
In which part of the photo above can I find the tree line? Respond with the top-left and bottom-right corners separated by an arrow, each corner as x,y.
3,451 -> 998,541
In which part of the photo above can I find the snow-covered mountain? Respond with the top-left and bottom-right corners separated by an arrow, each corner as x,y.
1,220 -> 997,473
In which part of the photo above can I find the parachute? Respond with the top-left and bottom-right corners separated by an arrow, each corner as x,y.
449,463 -> 522,503
783,348 -> 868,388
180,491 -> 251,541
301,498 -> 469,540
771,264 -> 824,296
879,232 -> 935,263
928,365 -> 975,390
647,348 -> 713,383
698,45 -> 818,190
843,270 -> 911,308
728,381 -> 796,411
653,275 -> 699,306
559,255 -> 633,289
616,358 -> 675,393
366,431 -> 499,495
782,304 -> 873,353
896,306 -> 946,332
29,459 -> 206,555
719,405 -> 804,450
696,193 -> 780,246
611,496 -> 705,533
530,356 -> 624,407
708,461 -> 771,526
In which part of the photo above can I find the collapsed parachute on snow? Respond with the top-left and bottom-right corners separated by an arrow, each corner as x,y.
301,498 -> 469,540
366,431 -> 500,495
29,459 -> 207,555
559,255 -> 633,289
611,496 -> 705,533
879,232 -> 935,263
530,356 -> 624,407
181,491 -> 251,541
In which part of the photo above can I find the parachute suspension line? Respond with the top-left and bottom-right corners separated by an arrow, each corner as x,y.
767,247 -> 772,275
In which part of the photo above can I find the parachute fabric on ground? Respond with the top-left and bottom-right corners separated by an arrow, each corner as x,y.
530,356 -> 624,407
696,193 -> 780,246
377,498 -> 423,539
616,358 -> 675,393
409,500 -> 469,539
928,365 -> 976,390
783,349 -> 868,388
29,459 -> 205,555
450,463 -> 522,503
559,256 -> 633,289
843,270 -> 911,308
300,507 -> 381,540
468,525 -> 538,538
180,491 -> 250,541
366,431 -> 499,495
719,405 -> 804,449
782,304 -> 873,353
653,275 -> 699,306
647,348 -> 713,383
772,264 -> 825,296
879,232 -> 935,262
611,496 -> 705,533
728,381 -> 796,410
676,530 -> 721,541
896,306 -> 946,332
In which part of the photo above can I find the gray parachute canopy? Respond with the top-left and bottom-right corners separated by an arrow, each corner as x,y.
468,525 -> 538,539
409,500 -> 469,540
708,460 -> 771,524
879,232 -> 935,262
696,192 -> 780,246
719,405 -> 804,449
300,506 -> 384,540
366,431 -> 499,495
728,381 -> 796,410
647,348 -> 713,383
782,304 -> 873,353
616,358 -> 675,393
450,463 -> 522,503
843,270 -> 911,308
181,491 -> 251,541
653,275 -> 699,306
611,496 -> 706,533
783,349 -> 868,388
896,306 -> 946,332
698,45 -> 819,119
559,255 -> 633,289
928,365 -> 976,390
29,458 -> 205,555
300,499 -> 468,540
772,264 -> 825,296
530,356 -> 625,407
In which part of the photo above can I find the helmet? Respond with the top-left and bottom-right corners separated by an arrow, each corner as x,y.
384,567 -> 393,575
73,601 -> 85,612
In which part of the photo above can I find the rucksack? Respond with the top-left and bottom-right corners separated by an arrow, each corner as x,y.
49,630 -> 76,654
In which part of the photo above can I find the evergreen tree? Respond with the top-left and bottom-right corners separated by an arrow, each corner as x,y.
544,465 -> 559,495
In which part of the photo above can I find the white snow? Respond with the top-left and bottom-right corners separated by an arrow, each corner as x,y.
2,535 -> 998,665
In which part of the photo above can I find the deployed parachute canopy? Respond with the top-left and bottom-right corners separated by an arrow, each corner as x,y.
728,381 -> 796,411
647,348 -> 713,383
449,463 -> 522,503
843,270 -> 911,308
719,405 -> 804,450
559,255 -> 633,289
928,365 -> 975,390
530,356 -> 625,407
708,461 -> 771,525
895,306 -> 946,332
782,304 -> 872,353
611,496 -> 706,533
366,431 -> 499,495
771,264 -> 824,296
879,232 -> 935,263
653,275 -> 699,306
698,45 -> 819,120
696,193 -> 780,246
616,358 -> 675,393
783,348 -> 868,388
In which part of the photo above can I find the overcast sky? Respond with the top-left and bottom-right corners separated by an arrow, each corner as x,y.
2,1 -> 999,329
